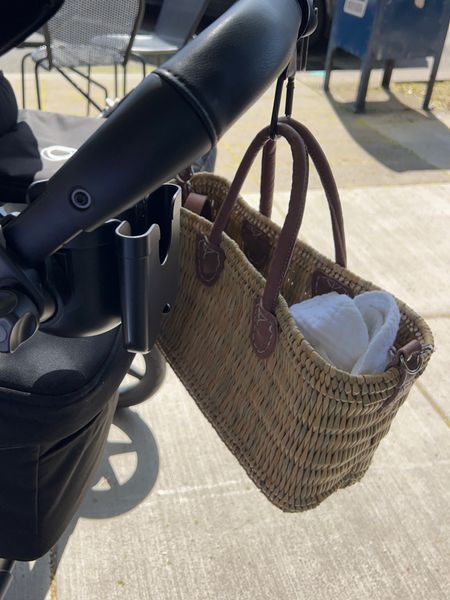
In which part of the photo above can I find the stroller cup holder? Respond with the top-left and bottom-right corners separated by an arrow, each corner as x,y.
116,183 -> 181,354
0,183 -> 181,351
42,218 -> 122,338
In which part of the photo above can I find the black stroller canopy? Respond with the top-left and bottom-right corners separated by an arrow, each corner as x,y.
0,0 -> 63,56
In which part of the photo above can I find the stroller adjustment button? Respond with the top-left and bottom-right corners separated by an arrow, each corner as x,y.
70,188 -> 92,210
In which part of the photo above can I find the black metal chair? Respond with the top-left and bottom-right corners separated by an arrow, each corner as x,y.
21,0 -> 145,112
132,0 -> 210,68
97,0 -> 210,81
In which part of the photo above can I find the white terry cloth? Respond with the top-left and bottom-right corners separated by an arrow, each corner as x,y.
289,291 -> 400,375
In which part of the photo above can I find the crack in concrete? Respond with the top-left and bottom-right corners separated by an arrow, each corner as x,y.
416,380 -> 450,430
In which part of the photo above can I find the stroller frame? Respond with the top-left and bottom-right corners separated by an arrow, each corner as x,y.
0,0 -> 316,596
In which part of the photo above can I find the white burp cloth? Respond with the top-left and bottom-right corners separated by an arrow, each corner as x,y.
289,291 -> 400,375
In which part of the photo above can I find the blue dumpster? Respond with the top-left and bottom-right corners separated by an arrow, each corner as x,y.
324,0 -> 450,112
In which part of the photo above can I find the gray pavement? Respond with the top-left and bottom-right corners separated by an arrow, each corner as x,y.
2,52 -> 450,600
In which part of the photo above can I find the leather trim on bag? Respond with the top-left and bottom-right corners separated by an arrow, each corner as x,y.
312,270 -> 354,298
184,192 -> 212,220
196,233 -> 225,286
251,300 -> 278,359
242,219 -> 272,270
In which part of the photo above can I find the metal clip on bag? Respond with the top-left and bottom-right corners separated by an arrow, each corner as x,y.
158,119 -> 434,512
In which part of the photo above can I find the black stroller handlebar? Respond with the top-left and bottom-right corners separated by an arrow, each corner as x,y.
4,0 -> 309,266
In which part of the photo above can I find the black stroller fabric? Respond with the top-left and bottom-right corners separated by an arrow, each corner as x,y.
0,73 -> 18,137
0,75 -> 136,562
0,0 -> 64,56
0,97 -> 103,204
0,327 -> 133,560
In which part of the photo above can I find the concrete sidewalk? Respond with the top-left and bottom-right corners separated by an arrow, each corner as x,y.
2,66 -> 450,599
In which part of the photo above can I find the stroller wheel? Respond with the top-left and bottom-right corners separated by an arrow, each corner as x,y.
117,348 -> 166,409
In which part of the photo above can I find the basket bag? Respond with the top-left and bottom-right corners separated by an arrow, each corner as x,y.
158,119 -> 433,512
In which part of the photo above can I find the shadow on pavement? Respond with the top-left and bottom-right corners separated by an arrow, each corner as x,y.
7,408 -> 159,600
326,88 -> 450,172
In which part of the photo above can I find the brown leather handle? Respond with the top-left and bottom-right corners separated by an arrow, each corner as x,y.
196,122 -> 308,357
260,117 -> 347,268
203,123 -> 308,311
260,138 -> 277,218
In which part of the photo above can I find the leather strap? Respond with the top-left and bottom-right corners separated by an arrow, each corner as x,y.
282,117 -> 346,267
177,167 -> 194,202
184,192 -> 212,220
259,117 -> 347,268
197,122 -> 308,357
260,138 -> 277,218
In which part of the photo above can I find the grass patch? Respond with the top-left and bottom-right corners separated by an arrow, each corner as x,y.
393,80 -> 450,111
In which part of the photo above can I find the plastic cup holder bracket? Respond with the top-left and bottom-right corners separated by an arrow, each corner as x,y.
115,183 -> 181,353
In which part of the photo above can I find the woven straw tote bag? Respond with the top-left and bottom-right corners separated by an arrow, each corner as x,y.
158,120 -> 433,512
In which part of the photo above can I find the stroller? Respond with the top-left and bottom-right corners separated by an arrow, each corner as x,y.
0,0 -> 315,596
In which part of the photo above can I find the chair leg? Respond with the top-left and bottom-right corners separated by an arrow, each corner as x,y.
114,64 -> 118,98
20,52 -> 32,109
87,65 -> 91,115
381,59 -> 395,90
55,67 -> 103,112
68,67 -> 109,103
123,64 -> 127,96
0,559 -> 15,600
34,60 -> 43,110
132,53 -> 146,80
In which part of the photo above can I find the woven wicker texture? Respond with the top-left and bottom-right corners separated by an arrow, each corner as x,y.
159,140 -> 433,512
